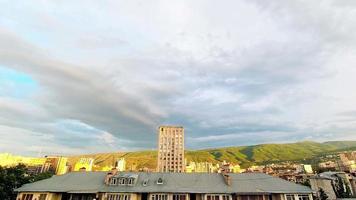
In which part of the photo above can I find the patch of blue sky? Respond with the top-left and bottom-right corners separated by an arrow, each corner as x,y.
0,66 -> 38,98
54,119 -> 102,136
52,119 -> 107,147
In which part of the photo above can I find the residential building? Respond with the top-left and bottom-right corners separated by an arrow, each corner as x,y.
16,171 -> 314,200
218,161 -> 242,174
73,158 -> 94,171
40,156 -> 69,175
309,171 -> 356,199
185,161 -> 217,173
0,153 -> 46,173
116,158 -> 126,171
157,126 -> 185,172
309,177 -> 337,200
56,157 -> 69,175
318,161 -> 337,171
338,152 -> 356,172
296,165 -> 313,174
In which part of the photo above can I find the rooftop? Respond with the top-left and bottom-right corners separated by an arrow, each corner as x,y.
16,172 -> 313,194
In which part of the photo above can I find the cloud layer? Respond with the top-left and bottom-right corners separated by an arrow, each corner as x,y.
0,0 -> 356,155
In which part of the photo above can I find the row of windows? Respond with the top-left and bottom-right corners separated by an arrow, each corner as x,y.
160,128 -> 183,132
19,193 -> 310,200
107,194 -> 131,200
151,194 -> 169,200
240,196 -> 264,200
21,194 -> 33,200
151,194 -> 187,200
206,194 -> 231,200
286,194 -> 310,200
109,177 -> 135,186
160,157 -> 183,160
159,153 -> 183,156
71,194 -> 96,200
21,194 -> 47,200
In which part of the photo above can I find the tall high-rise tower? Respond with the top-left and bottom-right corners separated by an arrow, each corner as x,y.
157,125 -> 185,172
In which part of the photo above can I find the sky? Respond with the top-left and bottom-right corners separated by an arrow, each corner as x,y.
0,0 -> 356,156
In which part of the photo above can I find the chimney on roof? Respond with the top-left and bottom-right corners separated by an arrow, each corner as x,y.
105,168 -> 118,184
222,171 -> 232,186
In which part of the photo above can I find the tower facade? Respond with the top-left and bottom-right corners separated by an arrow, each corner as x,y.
157,126 -> 185,172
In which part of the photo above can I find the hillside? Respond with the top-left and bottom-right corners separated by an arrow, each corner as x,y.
68,141 -> 356,170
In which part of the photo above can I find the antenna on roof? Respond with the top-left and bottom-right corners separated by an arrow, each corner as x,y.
37,147 -> 42,157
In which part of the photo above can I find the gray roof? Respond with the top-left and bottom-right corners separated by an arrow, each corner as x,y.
16,172 -> 312,194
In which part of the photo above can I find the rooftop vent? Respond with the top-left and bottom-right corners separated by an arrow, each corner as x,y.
143,179 -> 149,186
157,177 -> 163,185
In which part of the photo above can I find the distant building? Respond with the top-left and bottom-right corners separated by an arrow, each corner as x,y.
56,157 -> 69,175
309,171 -> 356,199
39,156 -> 68,175
219,161 -> 242,173
157,126 -> 185,172
319,161 -> 337,171
0,153 -> 46,168
116,158 -> 126,171
73,158 -> 94,172
16,171 -> 314,200
338,152 -> 356,172
296,164 -> 313,174
309,176 -> 337,200
186,161 -> 217,173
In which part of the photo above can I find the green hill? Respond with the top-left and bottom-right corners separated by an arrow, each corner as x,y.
68,141 -> 356,170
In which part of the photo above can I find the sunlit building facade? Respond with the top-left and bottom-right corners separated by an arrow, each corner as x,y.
157,126 -> 185,172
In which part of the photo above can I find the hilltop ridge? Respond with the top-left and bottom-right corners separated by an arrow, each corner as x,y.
2,141 -> 356,170
66,140 -> 356,170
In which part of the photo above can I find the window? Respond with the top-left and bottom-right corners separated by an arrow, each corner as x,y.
110,178 -> 117,185
127,178 -> 134,186
206,194 -> 220,200
173,194 -> 187,200
118,178 -> 126,185
222,195 -> 231,200
151,194 -> 168,200
286,195 -> 295,200
107,194 -> 131,200
39,194 -> 47,200
298,195 -> 309,200
240,196 -> 263,200
22,194 -> 34,200
71,194 -> 96,200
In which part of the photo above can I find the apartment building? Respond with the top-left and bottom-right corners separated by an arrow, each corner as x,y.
157,126 -> 185,172
15,170 -> 314,200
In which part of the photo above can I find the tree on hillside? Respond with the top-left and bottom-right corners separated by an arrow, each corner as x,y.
0,164 -> 54,200
318,188 -> 328,200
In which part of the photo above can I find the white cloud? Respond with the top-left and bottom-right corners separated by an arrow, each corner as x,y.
0,0 -> 356,154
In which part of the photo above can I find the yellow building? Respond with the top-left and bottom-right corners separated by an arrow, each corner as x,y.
0,153 -> 46,167
73,158 -> 94,171
56,157 -> 69,175
101,166 -> 114,171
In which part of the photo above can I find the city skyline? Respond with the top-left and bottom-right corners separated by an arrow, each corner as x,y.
1,1 -> 356,156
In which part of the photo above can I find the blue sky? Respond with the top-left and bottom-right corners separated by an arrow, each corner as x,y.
0,0 -> 356,156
